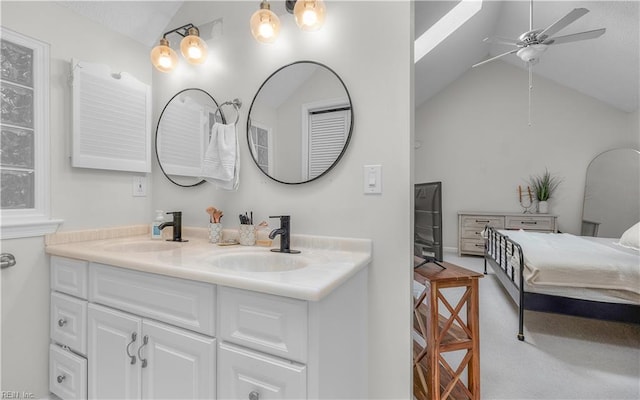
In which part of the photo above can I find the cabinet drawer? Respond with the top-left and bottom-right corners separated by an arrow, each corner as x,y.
218,342 -> 306,400
460,239 -> 485,255
50,344 -> 87,400
51,292 -> 87,355
89,263 -> 216,336
461,216 -> 504,229
219,286 -> 307,363
506,216 -> 554,231
51,256 -> 88,299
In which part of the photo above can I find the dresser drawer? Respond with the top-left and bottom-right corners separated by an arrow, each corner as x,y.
461,215 -> 504,229
218,342 -> 306,400
506,215 -> 555,231
51,256 -> 88,299
219,286 -> 307,363
51,292 -> 87,355
50,344 -> 87,400
461,226 -> 487,239
89,263 -> 216,336
459,239 -> 486,255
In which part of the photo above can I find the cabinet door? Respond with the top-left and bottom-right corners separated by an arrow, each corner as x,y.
141,320 -> 216,400
88,303 -> 142,399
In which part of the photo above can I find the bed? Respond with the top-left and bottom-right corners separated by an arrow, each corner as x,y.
483,226 -> 640,341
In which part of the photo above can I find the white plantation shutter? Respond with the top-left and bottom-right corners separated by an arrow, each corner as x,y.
308,109 -> 349,179
72,59 -> 151,173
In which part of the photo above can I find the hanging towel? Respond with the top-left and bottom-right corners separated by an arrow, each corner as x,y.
201,122 -> 239,190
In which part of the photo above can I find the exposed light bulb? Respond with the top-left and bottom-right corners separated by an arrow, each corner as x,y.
150,38 -> 178,73
250,1 -> 280,43
293,0 -> 326,31
180,27 -> 207,64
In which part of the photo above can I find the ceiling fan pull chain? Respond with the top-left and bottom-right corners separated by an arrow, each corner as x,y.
528,64 -> 533,126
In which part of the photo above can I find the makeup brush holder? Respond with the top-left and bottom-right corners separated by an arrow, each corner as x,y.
209,223 -> 223,244
238,224 -> 255,246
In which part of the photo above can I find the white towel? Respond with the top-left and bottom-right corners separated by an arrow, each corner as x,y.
201,122 -> 239,190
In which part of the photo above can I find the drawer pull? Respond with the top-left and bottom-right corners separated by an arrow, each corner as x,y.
249,391 -> 260,400
521,221 -> 537,225
475,244 -> 484,248
138,335 -> 149,368
126,332 -> 137,365
57,375 -> 66,384
475,219 -> 490,223
57,319 -> 67,327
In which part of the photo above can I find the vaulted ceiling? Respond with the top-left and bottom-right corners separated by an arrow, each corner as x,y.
415,1 -> 639,112
58,1 -> 639,113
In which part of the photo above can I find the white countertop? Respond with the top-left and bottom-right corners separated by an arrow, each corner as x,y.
45,227 -> 372,301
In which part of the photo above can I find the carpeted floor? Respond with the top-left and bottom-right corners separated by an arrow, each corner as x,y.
439,252 -> 640,400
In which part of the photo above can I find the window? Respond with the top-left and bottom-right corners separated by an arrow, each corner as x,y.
0,27 -> 61,238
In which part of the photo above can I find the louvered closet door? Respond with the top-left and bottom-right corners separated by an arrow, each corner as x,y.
307,109 -> 350,179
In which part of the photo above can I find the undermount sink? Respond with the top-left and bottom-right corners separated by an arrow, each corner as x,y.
102,240 -> 183,253
208,251 -> 310,272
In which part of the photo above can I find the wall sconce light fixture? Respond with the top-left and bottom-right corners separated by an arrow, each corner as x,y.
150,23 -> 208,73
250,0 -> 326,44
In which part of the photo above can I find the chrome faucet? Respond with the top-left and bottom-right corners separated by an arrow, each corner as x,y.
269,215 -> 300,254
158,211 -> 188,242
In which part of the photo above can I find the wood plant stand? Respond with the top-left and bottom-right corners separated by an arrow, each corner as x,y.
413,259 -> 483,400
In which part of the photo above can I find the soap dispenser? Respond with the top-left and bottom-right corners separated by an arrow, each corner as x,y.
151,210 -> 165,240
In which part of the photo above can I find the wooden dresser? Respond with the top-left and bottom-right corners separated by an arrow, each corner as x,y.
458,211 -> 558,256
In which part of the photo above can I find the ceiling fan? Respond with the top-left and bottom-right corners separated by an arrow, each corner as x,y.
473,0 -> 606,125
473,0 -> 606,68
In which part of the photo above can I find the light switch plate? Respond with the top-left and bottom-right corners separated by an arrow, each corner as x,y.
363,165 -> 382,194
132,176 -> 147,197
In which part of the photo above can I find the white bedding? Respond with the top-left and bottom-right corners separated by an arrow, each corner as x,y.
496,230 -> 640,303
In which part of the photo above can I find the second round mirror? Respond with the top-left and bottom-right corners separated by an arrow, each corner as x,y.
247,61 -> 353,184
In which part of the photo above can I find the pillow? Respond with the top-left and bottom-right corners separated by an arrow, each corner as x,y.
618,222 -> 640,250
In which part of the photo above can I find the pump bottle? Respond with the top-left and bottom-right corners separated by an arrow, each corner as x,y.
151,210 -> 165,239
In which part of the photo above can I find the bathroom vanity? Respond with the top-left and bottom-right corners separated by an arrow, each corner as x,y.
46,227 -> 371,399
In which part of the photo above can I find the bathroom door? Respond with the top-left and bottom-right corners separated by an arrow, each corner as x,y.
1,236 -> 51,396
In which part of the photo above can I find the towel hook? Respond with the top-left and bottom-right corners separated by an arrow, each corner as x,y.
214,98 -> 242,125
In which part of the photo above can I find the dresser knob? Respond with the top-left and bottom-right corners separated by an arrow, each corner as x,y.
249,391 -> 260,400
57,375 -> 66,383
58,319 -> 67,327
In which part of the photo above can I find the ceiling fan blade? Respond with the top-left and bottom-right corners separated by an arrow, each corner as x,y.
472,49 -> 519,68
537,8 -> 589,41
543,28 -> 606,45
483,36 -> 521,46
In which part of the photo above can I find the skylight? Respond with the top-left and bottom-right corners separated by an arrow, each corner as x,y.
414,0 -> 483,63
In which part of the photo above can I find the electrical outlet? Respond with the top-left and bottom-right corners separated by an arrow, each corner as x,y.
132,176 -> 147,197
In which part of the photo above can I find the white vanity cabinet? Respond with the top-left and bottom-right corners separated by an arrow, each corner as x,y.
88,304 -> 215,399
49,253 -> 368,400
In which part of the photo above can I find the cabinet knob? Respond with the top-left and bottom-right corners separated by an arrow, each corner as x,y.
58,319 -> 67,327
249,391 -> 260,400
57,375 -> 66,384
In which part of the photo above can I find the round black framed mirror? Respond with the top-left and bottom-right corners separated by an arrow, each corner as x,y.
155,88 -> 226,187
247,61 -> 353,184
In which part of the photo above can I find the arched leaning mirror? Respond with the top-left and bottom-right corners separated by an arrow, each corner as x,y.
156,88 -> 225,187
582,148 -> 640,237
247,61 -> 353,184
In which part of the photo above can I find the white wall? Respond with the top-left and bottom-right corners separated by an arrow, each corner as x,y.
415,60 -> 640,249
1,2 -> 152,396
151,1 -> 413,397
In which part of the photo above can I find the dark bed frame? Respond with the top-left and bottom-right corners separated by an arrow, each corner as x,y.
483,227 -> 640,341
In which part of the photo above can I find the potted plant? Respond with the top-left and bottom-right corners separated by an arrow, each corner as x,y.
529,168 -> 561,213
